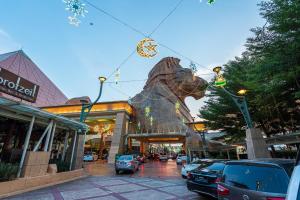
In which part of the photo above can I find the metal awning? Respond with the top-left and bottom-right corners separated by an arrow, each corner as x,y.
0,97 -> 88,131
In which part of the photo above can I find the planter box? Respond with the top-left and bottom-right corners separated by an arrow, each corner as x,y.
22,151 -> 51,177
0,169 -> 86,199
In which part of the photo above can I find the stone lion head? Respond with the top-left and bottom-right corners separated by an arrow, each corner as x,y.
144,57 -> 207,102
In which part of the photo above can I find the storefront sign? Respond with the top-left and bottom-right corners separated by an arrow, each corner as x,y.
0,67 -> 39,102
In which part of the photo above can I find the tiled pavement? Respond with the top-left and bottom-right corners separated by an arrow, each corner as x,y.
5,176 -> 202,200
4,161 -> 211,200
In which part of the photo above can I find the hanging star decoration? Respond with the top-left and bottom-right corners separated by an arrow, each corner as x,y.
175,101 -> 180,114
207,0 -> 216,4
115,68 -> 120,84
137,38 -> 158,58
68,16 -> 81,26
63,0 -> 88,26
145,106 -> 151,118
189,62 -> 198,75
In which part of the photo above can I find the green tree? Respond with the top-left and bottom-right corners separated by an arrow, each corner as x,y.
200,0 -> 300,143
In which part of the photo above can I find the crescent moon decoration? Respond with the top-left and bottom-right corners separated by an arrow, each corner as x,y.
137,38 -> 158,58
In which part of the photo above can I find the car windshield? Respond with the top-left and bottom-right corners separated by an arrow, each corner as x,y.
223,164 -> 290,193
118,155 -> 133,161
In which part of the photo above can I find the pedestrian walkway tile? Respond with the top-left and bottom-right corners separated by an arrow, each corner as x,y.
88,195 -> 120,200
138,180 -> 176,188
157,185 -> 196,197
105,183 -> 147,193
92,179 -> 128,186
61,188 -> 111,200
119,189 -> 175,200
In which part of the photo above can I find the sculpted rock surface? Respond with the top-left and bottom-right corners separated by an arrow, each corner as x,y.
131,57 -> 207,135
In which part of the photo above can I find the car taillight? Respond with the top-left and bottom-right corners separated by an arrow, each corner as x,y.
217,184 -> 230,196
266,198 -> 285,200
130,161 -> 135,165
214,177 -> 221,183
187,172 -> 193,179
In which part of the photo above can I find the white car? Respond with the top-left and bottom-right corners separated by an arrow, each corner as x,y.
159,154 -> 168,161
286,151 -> 300,200
176,155 -> 187,165
181,159 -> 207,178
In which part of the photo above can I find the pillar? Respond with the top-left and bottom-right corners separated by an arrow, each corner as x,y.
246,128 -> 271,159
108,112 -> 128,164
17,116 -> 35,177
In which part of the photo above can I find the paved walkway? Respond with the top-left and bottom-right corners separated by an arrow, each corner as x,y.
5,161 -> 210,200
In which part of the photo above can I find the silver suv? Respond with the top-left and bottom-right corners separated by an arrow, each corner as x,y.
218,159 -> 294,200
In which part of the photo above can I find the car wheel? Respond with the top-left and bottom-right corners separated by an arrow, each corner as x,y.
182,175 -> 187,179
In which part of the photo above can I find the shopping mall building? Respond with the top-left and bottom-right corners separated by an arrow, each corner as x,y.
0,50 -> 209,175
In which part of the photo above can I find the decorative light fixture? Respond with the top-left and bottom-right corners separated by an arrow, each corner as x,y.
237,89 -> 247,96
99,76 -> 107,83
213,66 -> 226,87
137,38 -> 158,58
64,0 -> 88,17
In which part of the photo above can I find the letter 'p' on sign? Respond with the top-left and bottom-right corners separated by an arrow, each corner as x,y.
0,67 -> 39,102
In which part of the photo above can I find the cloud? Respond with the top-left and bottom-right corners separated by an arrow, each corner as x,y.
0,28 -> 20,53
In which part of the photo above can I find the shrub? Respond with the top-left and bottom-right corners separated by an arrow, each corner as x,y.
0,163 -> 18,182
49,160 -> 70,172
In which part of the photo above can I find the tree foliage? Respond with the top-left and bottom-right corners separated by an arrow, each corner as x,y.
200,0 -> 300,143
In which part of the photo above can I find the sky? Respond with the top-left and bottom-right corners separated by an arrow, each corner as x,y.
0,0 -> 264,118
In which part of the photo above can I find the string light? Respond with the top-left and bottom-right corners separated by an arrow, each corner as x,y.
115,68 -> 120,84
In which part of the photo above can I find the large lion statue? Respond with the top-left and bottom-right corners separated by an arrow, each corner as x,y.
131,57 -> 208,135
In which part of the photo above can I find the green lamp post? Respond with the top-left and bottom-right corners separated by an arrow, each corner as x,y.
79,76 -> 107,123
212,66 -> 253,128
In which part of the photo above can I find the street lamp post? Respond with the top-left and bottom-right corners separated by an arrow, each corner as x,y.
212,67 -> 270,159
69,76 -> 106,170
79,76 -> 107,123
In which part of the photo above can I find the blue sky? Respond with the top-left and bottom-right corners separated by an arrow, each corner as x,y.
0,0 -> 264,118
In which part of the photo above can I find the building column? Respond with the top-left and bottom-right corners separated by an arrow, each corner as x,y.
69,130 -> 77,171
17,116 -> 35,178
246,128 -> 271,159
128,137 -> 132,152
108,112 -> 128,164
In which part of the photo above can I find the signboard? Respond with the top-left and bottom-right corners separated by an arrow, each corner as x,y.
0,67 -> 39,102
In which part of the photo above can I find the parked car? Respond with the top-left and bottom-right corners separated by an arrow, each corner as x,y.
218,159 -> 295,200
186,160 -> 227,198
83,152 -> 98,162
159,153 -> 168,161
115,155 -> 139,174
176,154 -> 187,165
286,150 -> 300,200
182,159 -> 212,178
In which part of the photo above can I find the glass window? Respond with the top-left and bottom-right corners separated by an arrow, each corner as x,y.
118,155 -> 133,160
206,162 -> 225,172
223,164 -> 290,193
